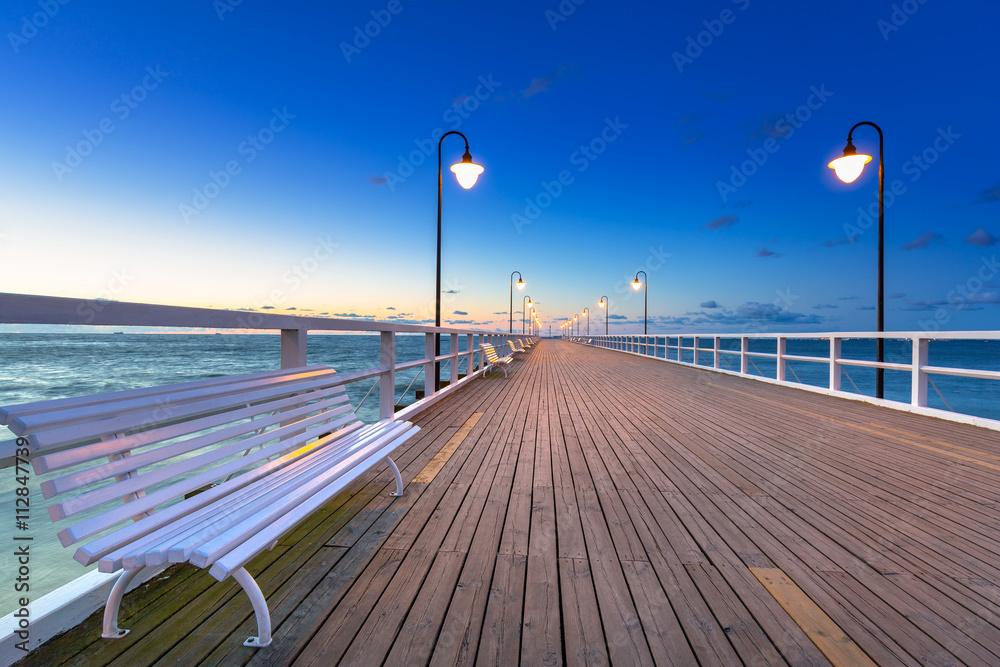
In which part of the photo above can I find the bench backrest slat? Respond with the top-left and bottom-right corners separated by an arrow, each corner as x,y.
32,384 -> 350,475
40,392 -> 353,498
22,371 -> 344,451
56,414 -> 364,546
0,366 -> 324,425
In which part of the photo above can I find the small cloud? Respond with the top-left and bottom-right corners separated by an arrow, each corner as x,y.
757,247 -> 782,258
386,306 -> 396,311
700,300 -> 718,309
964,227 -> 998,247
442,289 -> 461,294
260,306 -> 275,310
812,304 -> 838,310
492,311 -> 506,315
837,295 -> 858,301
901,232 -> 945,250
978,181 -> 1000,203
519,65 -> 574,99
732,200 -> 753,209
608,314 -> 627,320
286,307 -> 297,311
889,292 -> 906,299
856,305 -> 875,310
449,319 -> 474,325
704,214 -> 739,230
821,237 -> 853,248
453,310 -> 468,316
369,175 -> 388,186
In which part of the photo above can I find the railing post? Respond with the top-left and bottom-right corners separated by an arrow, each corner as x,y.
693,336 -> 700,365
379,331 -> 395,420
911,336 -> 928,407
830,337 -> 842,391
776,336 -> 786,382
467,334 -> 474,375
678,336 -> 683,362
280,329 -> 307,369
450,333 -> 459,385
740,336 -> 749,375
714,336 -> 720,369
424,332 -> 436,397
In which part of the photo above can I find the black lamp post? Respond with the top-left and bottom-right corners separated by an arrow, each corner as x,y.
582,307 -> 590,336
631,271 -> 647,335
522,295 -> 532,334
829,121 -> 884,399
436,131 -> 484,391
509,270 -> 524,333
598,295 -> 609,335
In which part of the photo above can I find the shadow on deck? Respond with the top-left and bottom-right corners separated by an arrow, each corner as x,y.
18,340 -> 1000,666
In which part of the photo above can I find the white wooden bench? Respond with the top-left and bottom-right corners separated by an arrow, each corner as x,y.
0,365 -> 419,649
480,343 -> 513,377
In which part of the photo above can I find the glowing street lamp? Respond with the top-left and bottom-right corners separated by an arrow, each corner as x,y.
828,121 -> 886,399
509,271 -> 524,333
582,308 -> 590,336
632,271 -> 647,335
522,295 -> 533,334
573,314 -> 579,337
598,295 -> 609,335
436,130 -> 483,391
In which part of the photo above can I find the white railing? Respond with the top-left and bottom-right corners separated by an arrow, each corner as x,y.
0,292 -> 527,466
578,332 -> 1000,428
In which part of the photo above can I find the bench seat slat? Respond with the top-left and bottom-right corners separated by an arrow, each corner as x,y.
76,420 -> 367,567
0,366 -> 331,426
21,372 -> 344,450
101,419 -> 387,570
189,421 -> 411,568
57,413 -> 359,545
40,394 -> 353,498
208,424 -> 419,581
33,384 -> 350,475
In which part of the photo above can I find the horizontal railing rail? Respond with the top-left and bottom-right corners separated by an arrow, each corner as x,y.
574,332 -> 1000,428
0,292 -> 531,467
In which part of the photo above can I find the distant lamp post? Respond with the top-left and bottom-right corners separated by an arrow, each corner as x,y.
598,296 -> 609,335
509,271 -> 524,333
828,121 -> 885,399
582,308 -> 590,336
522,295 -> 533,334
632,271 -> 647,335
436,130 -> 483,391
573,315 -> 579,337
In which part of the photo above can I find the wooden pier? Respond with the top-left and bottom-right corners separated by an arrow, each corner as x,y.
20,340 -> 1000,666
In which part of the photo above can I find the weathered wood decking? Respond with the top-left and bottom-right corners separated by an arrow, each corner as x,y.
19,340 -> 1000,666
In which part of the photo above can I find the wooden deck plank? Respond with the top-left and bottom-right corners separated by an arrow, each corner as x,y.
20,339 -> 1000,667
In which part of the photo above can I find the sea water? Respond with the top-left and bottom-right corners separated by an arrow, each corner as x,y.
0,333 -> 997,613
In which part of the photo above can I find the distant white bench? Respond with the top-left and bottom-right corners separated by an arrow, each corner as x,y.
480,343 -> 513,377
0,365 -> 419,649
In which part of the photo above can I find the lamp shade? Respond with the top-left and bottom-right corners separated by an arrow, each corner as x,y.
450,150 -> 484,189
516,278 -> 525,290
828,139 -> 871,183
598,300 -> 605,308
631,279 -> 642,291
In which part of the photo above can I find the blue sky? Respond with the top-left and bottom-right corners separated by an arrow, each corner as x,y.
1,0 -> 998,334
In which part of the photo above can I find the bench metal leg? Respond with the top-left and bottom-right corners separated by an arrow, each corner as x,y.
385,456 -> 403,497
232,567 -> 272,647
102,567 -> 141,639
